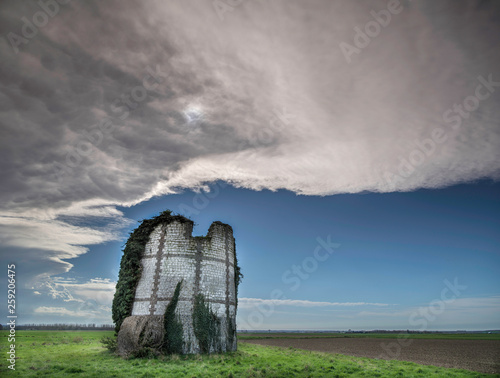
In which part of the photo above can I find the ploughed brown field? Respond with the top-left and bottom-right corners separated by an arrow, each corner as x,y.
241,337 -> 500,374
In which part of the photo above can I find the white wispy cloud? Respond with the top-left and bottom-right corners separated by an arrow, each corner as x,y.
57,278 -> 117,305
33,305 -> 111,321
357,296 -> 500,318
33,277 -> 116,306
237,296 -> 500,330
34,306 -> 90,317
30,277 -> 117,323
239,298 -> 392,309
354,296 -> 500,328
0,206 -> 131,279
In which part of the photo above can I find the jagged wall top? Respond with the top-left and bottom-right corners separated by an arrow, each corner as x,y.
111,210 -> 239,332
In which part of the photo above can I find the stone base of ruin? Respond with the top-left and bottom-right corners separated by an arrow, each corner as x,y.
117,313 -> 237,356
117,315 -> 164,357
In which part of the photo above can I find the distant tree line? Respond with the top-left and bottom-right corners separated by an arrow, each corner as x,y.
1,323 -> 114,331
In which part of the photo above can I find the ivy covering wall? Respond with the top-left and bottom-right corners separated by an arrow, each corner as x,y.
111,210 -> 192,332
234,239 -> 243,307
162,280 -> 184,354
192,293 -> 222,353
112,209 -> 243,355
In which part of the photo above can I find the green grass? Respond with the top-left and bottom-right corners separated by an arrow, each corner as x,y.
0,331 -> 497,377
237,332 -> 500,341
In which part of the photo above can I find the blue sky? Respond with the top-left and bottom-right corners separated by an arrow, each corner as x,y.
0,1 -> 499,331
9,180 -> 499,330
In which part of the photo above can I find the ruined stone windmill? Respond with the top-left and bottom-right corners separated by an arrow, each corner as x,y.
112,211 -> 242,356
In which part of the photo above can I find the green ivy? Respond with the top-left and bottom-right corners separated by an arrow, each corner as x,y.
162,280 -> 184,354
234,239 -> 243,307
193,293 -> 222,353
232,238 -> 242,349
227,315 -> 236,348
112,210 -> 192,332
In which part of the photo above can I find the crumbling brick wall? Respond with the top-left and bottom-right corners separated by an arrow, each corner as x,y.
115,216 -> 238,355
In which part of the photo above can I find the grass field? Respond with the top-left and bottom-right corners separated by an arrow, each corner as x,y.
0,331 -> 498,377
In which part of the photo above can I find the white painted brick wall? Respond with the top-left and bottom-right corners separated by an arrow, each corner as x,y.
130,220 -> 237,353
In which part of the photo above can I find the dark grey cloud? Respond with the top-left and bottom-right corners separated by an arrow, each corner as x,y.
0,0 -> 252,213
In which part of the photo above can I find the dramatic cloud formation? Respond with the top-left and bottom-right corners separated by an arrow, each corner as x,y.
0,0 -> 499,283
